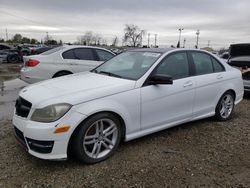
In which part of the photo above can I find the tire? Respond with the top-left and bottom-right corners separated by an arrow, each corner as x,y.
7,54 -> 19,63
71,112 -> 122,164
214,91 -> 235,121
53,71 -> 72,78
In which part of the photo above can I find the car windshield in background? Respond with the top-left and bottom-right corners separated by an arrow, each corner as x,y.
41,46 -> 65,55
93,51 -> 162,80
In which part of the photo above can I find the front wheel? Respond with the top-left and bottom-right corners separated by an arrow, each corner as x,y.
215,91 -> 235,121
71,113 -> 122,164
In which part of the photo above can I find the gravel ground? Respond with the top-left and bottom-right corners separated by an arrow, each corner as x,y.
0,63 -> 249,187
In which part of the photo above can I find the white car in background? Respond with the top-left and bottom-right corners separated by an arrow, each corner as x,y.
21,45 -> 115,83
13,48 -> 244,164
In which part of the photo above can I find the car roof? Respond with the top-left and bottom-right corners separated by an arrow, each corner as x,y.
64,45 -> 109,50
128,48 -> 174,53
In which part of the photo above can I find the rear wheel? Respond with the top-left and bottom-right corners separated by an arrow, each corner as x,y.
71,113 -> 122,164
215,91 -> 235,121
7,54 -> 19,63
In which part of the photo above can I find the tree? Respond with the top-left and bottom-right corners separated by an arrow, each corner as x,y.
47,40 -> 57,45
21,37 -> 31,44
124,24 -> 145,47
83,31 -> 93,45
30,38 -> 38,44
111,36 -> 118,46
0,38 -> 4,42
12,34 -> 22,43
77,31 -> 104,46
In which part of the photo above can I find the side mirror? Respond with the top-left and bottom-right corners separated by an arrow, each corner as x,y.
148,74 -> 173,85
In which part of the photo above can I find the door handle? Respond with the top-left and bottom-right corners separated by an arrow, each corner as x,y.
216,74 -> 223,79
183,81 -> 193,87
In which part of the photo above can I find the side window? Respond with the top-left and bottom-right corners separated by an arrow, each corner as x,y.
155,52 -> 189,80
95,49 -> 114,61
62,50 -> 75,59
211,57 -> 225,72
191,52 -> 213,75
0,45 -> 10,50
74,48 -> 94,60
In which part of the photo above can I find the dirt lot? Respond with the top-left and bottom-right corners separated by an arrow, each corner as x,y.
0,63 -> 249,187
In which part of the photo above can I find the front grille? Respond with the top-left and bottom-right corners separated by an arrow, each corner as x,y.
15,97 -> 32,118
244,86 -> 250,90
26,138 -> 54,154
14,127 -> 27,148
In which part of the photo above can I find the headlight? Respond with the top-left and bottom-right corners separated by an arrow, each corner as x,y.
31,103 -> 72,123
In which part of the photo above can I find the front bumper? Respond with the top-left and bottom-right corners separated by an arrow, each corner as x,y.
12,109 -> 87,160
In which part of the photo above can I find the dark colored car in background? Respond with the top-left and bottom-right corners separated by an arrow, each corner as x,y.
228,43 -> 250,93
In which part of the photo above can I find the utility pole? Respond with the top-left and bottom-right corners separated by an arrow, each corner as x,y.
147,33 -> 150,48
196,30 -> 200,49
5,28 -> 8,41
207,40 -> 210,47
154,34 -> 157,47
178,28 -> 184,48
183,38 -> 186,48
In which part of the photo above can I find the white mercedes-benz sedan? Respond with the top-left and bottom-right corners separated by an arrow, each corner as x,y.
20,45 -> 115,84
13,48 -> 244,163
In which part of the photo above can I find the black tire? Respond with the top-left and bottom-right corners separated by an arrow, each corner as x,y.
53,71 -> 72,78
71,112 -> 122,164
7,54 -> 19,63
214,91 -> 235,121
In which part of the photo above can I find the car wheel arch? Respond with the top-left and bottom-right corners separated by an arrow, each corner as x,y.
67,111 -> 126,155
52,70 -> 73,78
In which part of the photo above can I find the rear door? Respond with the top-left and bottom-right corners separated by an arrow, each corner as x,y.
63,48 -> 100,73
188,51 -> 227,118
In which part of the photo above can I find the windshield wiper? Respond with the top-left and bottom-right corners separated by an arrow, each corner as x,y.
98,71 -> 122,78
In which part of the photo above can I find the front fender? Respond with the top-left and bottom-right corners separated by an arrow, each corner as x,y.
73,89 -> 141,136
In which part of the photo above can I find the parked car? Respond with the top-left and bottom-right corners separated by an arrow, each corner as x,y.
33,46 -> 53,55
0,43 -> 12,51
21,45 -> 115,83
220,52 -> 229,60
227,43 -> 250,93
0,43 -> 27,63
13,48 -> 244,163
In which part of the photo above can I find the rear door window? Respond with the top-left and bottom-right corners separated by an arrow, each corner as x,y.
211,57 -> 225,72
73,48 -> 95,60
191,52 -> 214,75
62,49 -> 75,59
95,49 -> 114,61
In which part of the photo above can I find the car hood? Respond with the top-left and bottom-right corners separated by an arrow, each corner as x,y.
19,72 -> 136,108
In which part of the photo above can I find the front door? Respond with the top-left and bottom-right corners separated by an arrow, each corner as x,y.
141,52 -> 195,130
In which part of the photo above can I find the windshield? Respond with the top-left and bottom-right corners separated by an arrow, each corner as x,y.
41,46 -> 65,55
93,51 -> 162,80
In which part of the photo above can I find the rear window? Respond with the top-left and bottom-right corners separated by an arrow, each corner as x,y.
41,46 -> 65,55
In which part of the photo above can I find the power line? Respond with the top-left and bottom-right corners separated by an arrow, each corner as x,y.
0,10 -> 51,27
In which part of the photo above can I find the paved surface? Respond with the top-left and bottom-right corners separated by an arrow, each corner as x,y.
0,63 -> 249,187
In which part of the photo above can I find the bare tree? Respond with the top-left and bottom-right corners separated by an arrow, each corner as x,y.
124,24 -> 145,47
83,31 -> 93,45
92,34 -> 102,45
77,31 -> 104,46
111,36 -> 118,46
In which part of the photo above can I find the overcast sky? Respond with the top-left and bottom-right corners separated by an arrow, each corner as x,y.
0,0 -> 249,49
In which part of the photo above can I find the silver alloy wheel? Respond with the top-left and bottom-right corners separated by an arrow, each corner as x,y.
219,94 -> 234,119
83,118 -> 118,159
